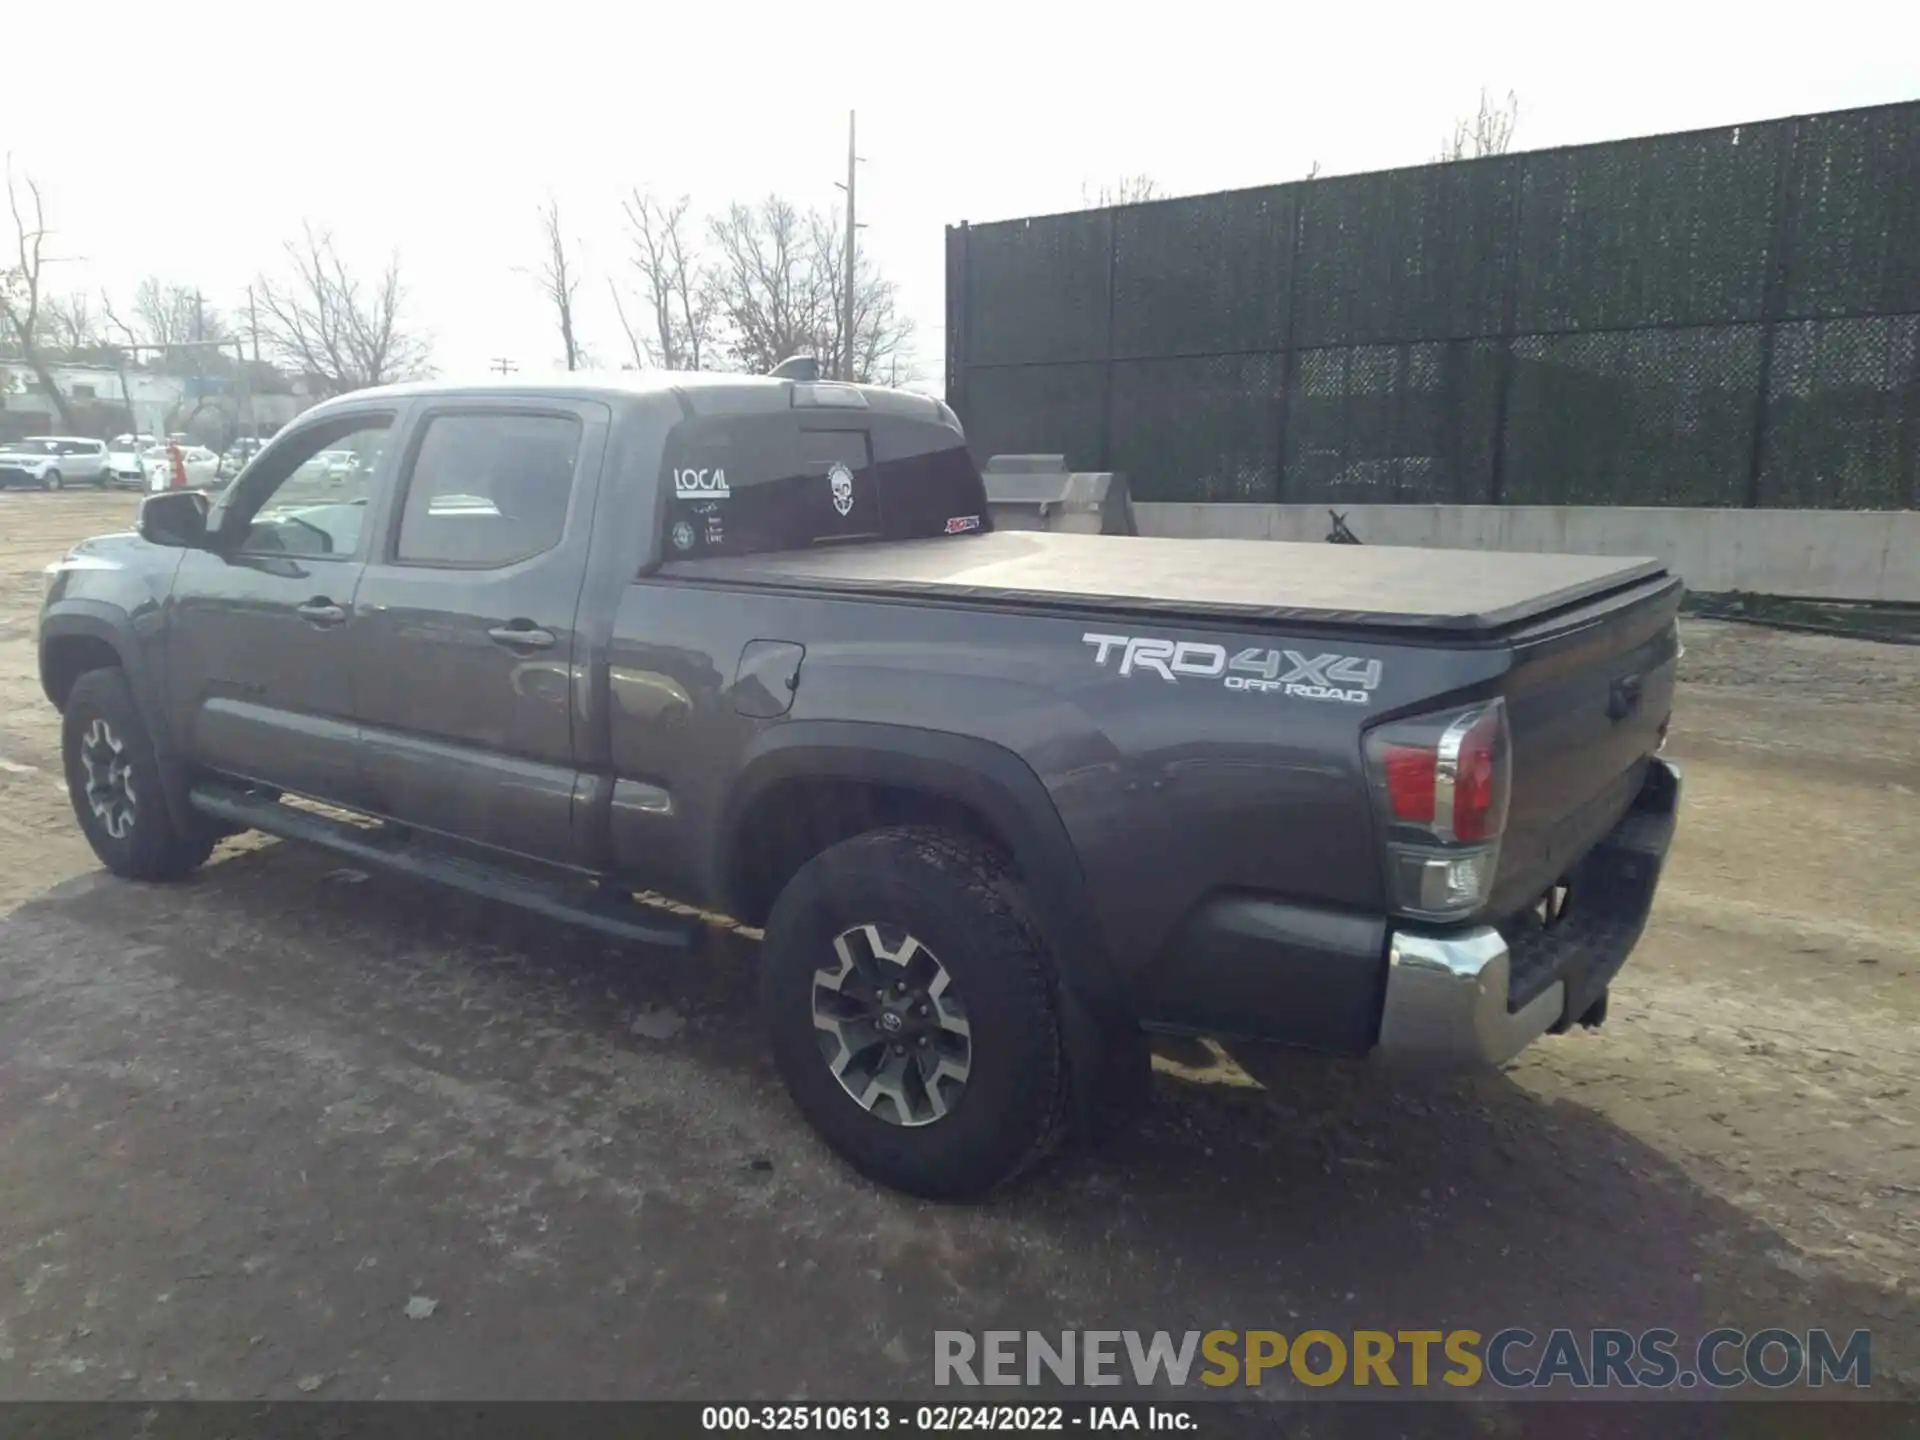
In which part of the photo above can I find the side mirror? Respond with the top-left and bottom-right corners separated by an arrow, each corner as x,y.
137,489 -> 212,549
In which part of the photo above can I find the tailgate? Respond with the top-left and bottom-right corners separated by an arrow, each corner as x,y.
1489,573 -> 1683,918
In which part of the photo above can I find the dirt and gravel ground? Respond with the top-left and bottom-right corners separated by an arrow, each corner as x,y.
0,491 -> 1914,1414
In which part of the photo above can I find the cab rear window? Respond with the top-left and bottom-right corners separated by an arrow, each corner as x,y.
660,411 -> 988,560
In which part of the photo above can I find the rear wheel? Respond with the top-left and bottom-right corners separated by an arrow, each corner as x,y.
762,826 -> 1069,1199
61,668 -> 215,881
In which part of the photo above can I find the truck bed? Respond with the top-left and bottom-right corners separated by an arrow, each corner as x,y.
659,530 -> 1668,635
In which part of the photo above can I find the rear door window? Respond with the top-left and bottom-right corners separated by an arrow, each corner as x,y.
663,414 -> 876,559
660,410 -> 988,560
394,411 -> 582,568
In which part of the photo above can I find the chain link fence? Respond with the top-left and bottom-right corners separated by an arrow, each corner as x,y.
944,101 -> 1920,509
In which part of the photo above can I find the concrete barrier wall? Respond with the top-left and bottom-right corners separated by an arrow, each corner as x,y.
1131,504 -> 1920,604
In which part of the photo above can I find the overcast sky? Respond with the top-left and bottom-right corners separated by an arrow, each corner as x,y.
10,0 -> 1915,391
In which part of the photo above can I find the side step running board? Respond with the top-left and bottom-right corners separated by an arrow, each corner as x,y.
189,782 -> 701,949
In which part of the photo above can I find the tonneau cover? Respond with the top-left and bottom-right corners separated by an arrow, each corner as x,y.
659,530 -> 1669,634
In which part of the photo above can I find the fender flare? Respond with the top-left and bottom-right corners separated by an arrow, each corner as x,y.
39,603 -> 196,834
717,720 -> 1119,1006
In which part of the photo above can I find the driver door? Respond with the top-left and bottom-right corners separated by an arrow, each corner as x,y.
165,406 -> 401,809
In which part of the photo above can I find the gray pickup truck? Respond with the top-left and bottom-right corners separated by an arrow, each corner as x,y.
39,373 -> 1682,1198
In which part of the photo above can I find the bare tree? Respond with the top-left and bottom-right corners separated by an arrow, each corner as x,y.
706,196 -> 828,375
1437,89 -> 1520,161
92,293 -> 144,434
42,292 -> 101,353
704,196 -> 913,382
130,277 -> 229,350
526,197 -> 583,371
100,292 -> 138,349
253,224 -> 429,395
1080,174 -> 1162,208
0,159 -> 80,430
617,189 -> 716,371
807,208 -> 915,386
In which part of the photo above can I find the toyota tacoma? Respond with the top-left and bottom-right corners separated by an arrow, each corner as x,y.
39,373 -> 1682,1198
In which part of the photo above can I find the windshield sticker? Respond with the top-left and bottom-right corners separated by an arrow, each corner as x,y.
669,519 -> 697,553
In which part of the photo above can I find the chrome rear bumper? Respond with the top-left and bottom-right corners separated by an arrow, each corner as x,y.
1374,757 -> 1681,1067
1376,928 -> 1563,1065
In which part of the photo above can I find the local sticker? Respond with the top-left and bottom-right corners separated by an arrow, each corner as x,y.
674,467 -> 730,500
670,519 -> 697,552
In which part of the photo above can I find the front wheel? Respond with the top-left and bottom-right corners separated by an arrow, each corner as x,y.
61,668 -> 215,881
762,826 -> 1069,1200
42,469 -> 63,491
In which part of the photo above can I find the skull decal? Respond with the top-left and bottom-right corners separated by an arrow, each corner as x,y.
829,462 -> 855,517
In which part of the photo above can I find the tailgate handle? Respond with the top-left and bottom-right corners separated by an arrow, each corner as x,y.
1607,674 -> 1644,721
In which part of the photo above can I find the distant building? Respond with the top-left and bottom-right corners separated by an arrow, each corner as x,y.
0,360 -> 321,444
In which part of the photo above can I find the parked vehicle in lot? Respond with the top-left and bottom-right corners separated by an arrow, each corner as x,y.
37,373 -> 1682,1199
314,448 -> 368,484
0,436 -> 112,490
219,437 -> 265,479
108,434 -> 159,487
140,444 -> 220,491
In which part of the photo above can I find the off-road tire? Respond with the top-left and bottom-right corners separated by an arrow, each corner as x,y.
61,668 -> 215,881
762,826 -> 1070,1200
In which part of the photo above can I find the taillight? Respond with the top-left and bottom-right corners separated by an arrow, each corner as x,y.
1364,699 -> 1511,922
1446,704 -> 1509,843
1382,745 -> 1438,825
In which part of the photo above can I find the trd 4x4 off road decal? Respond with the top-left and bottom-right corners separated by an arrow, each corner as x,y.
1081,632 -> 1383,705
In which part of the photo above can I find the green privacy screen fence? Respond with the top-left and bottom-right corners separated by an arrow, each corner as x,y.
943,101 -> 1920,509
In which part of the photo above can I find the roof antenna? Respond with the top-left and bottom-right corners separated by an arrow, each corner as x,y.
769,355 -> 820,381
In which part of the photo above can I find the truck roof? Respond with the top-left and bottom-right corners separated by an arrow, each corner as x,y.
313,371 -> 951,423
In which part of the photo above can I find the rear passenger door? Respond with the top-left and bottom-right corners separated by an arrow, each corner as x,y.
350,398 -> 610,864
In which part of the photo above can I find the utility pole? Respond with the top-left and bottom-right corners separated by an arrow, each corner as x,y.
194,290 -> 205,344
490,357 -> 518,376
247,285 -> 260,365
833,110 -> 863,383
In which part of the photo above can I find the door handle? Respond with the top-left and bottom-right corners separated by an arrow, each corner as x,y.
296,599 -> 347,627
487,622 -> 557,650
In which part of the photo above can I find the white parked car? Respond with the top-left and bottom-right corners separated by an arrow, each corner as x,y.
141,444 -> 222,491
107,434 -> 158,487
0,436 -> 112,490
315,449 -> 367,483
